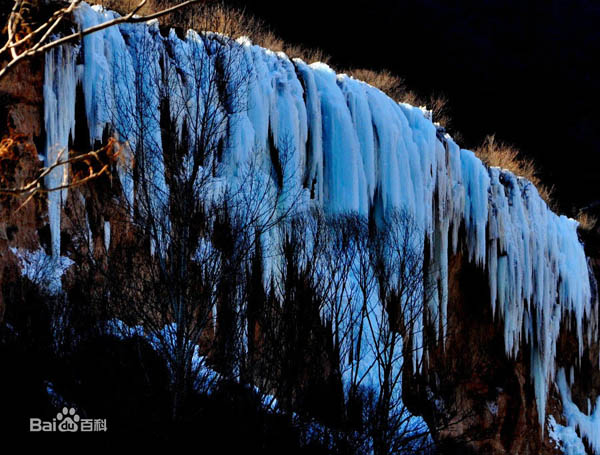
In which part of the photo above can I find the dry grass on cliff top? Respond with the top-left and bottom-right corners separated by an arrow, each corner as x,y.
475,135 -> 555,207
576,211 -> 598,234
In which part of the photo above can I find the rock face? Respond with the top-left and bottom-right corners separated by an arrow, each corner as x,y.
402,249 -> 600,454
0,56 -> 47,320
403,252 -> 547,454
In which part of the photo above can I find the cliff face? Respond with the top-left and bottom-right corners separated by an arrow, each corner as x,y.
403,252 -> 600,455
1,3 -> 599,452
0,55 -> 46,320
403,252 -> 556,454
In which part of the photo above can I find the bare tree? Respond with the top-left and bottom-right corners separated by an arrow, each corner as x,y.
53,11 -> 310,420
241,209 -> 436,453
309,209 -> 436,454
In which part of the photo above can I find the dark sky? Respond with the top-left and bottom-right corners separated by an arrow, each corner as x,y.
227,0 -> 600,213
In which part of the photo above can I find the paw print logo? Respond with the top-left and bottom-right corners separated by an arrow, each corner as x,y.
56,407 -> 80,432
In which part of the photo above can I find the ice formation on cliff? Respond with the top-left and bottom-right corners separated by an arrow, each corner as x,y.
41,2 -> 597,443
557,369 -> 600,453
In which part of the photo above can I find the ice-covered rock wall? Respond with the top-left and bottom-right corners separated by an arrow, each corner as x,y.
43,2 -> 597,444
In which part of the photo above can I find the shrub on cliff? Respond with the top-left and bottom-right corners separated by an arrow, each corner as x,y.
475,134 -> 555,207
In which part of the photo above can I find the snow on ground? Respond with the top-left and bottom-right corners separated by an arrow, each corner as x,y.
549,415 -> 587,455
10,247 -> 73,295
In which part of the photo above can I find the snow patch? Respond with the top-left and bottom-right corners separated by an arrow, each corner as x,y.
549,415 -> 587,455
10,247 -> 73,294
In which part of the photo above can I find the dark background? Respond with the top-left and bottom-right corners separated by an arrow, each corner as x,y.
227,0 -> 599,214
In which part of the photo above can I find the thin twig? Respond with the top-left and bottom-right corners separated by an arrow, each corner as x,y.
0,144 -> 118,202
0,0 -> 203,81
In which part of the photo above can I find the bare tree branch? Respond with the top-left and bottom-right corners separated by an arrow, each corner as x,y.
0,139 -> 119,208
0,0 -> 203,81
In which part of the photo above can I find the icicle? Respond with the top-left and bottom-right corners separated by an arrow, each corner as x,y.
44,45 -> 77,257
104,221 -> 111,251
